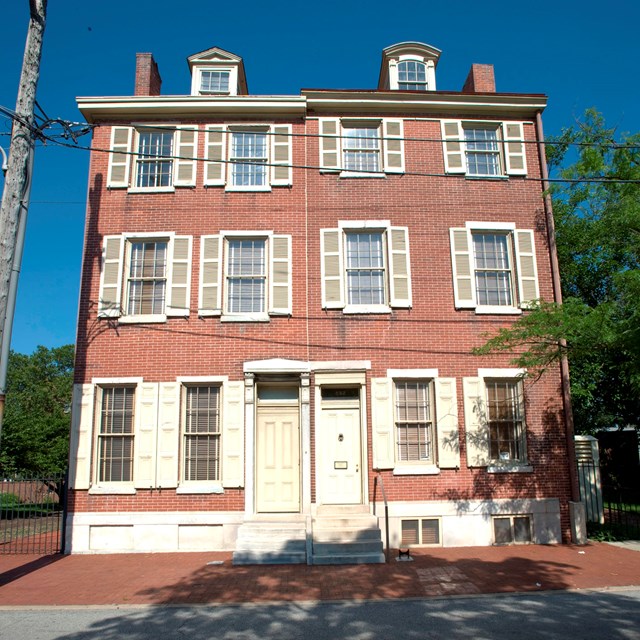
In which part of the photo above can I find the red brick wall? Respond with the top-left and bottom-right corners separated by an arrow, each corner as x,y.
134,53 -> 162,96
462,64 -> 496,93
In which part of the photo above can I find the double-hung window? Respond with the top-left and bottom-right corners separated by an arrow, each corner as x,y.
98,234 -> 192,321
321,223 -> 411,313
441,120 -> 527,177
199,70 -> 230,94
395,381 -> 435,464
226,238 -> 266,314
97,386 -> 135,483
450,223 -> 539,313
486,380 -> 526,463
397,60 -> 428,91
183,386 -> 221,482
319,118 -> 405,175
230,130 -> 268,187
135,130 -> 174,189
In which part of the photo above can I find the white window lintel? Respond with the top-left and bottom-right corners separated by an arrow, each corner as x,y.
387,369 -> 439,379
477,368 -> 526,378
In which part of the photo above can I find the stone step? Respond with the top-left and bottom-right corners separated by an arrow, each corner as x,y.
312,516 -> 380,531
312,527 -> 381,543
311,551 -> 385,565
232,519 -> 308,565
233,550 -> 307,565
312,539 -> 383,556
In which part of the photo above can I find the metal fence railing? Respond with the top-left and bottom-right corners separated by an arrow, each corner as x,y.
0,473 -> 66,554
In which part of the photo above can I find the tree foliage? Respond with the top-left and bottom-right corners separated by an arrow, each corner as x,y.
0,344 -> 74,475
476,110 -> 640,432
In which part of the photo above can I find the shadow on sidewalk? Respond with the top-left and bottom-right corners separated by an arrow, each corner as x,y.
0,554 -> 64,587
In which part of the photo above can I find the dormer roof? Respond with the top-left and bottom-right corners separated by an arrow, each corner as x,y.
378,41 -> 442,91
187,46 -> 248,95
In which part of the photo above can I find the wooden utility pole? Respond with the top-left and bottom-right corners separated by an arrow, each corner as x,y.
0,0 -> 48,449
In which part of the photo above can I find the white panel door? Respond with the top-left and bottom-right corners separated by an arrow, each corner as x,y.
321,407 -> 362,504
256,406 -> 300,512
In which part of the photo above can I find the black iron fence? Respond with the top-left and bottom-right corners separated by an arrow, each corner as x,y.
0,472 -> 66,554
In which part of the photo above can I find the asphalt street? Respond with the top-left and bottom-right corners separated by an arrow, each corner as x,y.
1,588 -> 639,640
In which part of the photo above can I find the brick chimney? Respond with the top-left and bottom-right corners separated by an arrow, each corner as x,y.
134,53 -> 162,96
462,64 -> 496,93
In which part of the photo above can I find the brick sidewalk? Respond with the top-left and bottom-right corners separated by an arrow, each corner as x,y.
1,542 -> 639,607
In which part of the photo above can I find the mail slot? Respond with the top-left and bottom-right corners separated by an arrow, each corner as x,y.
334,461 -> 348,470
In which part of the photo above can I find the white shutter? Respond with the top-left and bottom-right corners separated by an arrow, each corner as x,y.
382,119 -> 405,173
134,382 -> 159,489
204,125 -> 227,186
166,236 -> 192,317
441,120 -> 466,174
371,377 -> 395,470
222,380 -> 244,488
502,122 -> 527,175
107,126 -> 132,188
198,235 -> 222,316
319,118 -> 341,172
98,235 -> 124,318
271,124 -> 292,186
463,377 -> 489,467
320,229 -> 344,308
156,382 -> 180,488
174,126 -> 198,186
269,235 -> 292,315
434,378 -> 460,469
388,227 -> 412,307
68,383 -> 94,490
514,230 -> 540,307
450,228 -> 476,308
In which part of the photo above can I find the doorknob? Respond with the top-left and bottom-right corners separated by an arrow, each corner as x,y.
356,464 -> 359,473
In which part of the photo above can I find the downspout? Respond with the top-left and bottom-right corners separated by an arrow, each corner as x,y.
535,111 -> 580,504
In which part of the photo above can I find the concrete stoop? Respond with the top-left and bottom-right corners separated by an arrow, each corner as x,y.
232,507 -> 385,566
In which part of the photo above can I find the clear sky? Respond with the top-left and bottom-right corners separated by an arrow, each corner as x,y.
0,0 -> 638,355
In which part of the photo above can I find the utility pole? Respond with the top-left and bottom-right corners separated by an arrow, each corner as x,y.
0,0 -> 48,453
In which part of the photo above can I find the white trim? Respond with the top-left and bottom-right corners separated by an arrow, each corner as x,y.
118,314 -> 167,324
487,465 -> 533,473
478,368 -> 526,378
311,360 -> 371,372
220,230 -> 272,238
343,304 -> 391,315
475,306 -> 522,316
92,377 -> 144,385
393,464 -> 440,476
339,219 -> 391,230
176,483 -> 224,494
387,368 -> 438,379
220,313 -> 269,322
177,376 -> 229,384
88,485 -> 136,495
466,221 -> 516,231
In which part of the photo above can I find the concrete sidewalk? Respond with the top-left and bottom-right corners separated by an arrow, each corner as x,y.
1,542 -> 639,607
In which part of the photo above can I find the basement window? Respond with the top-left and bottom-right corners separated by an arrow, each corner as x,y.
493,515 -> 532,544
401,518 -> 441,546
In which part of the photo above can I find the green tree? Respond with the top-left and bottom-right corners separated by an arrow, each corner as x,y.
0,344 -> 74,475
476,110 -> 640,433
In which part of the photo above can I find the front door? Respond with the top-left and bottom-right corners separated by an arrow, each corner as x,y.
320,389 -> 362,504
256,403 -> 301,512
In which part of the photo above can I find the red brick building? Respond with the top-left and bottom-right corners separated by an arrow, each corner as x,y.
67,42 -> 576,561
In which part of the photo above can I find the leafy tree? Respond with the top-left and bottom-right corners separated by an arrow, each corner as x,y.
476,110 -> 640,433
0,344 -> 74,475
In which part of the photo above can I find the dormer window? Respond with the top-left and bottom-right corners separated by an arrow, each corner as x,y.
200,70 -> 230,94
397,60 -> 427,91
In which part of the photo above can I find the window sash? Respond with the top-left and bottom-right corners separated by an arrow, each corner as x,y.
135,131 -> 174,188
183,386 -> 221,482
464,127 -> 501,176
226,239 -> 266,313
98,387 -> 134,482
398,60 -> 427,90
472,233 -> 513,306
200,70 -> 230,94
345,232 -> 385,305
230,132 -> 268,186
395,381 -> 434,463
342,127 -> 380,172
126,241 -> 168,315
486,381 -> 525,462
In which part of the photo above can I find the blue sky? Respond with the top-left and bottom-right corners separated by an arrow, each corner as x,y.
0,0 -> 638,355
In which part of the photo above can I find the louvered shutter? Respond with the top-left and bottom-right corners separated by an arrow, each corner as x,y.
502,122 -> 527,175
514,230 -> 540,307
463,377 -> 489,467
269,235 -> 292,315
198,235 -> 222,316
98,235 -> 124,318
107,126 -> 133,187
204,126 -> 227,186
383,119 -> 405,173
388,227 -> 412,307
166,236 -> 192,316
435,378 -> 460,469
174,127 -> 198,186
450,228 -> 476,308
371,377 -> 395,470
320,229 -> 344,308
319,119 -> 341,172
221,380 -> 244,488
68,383 -> 94,490
271,124 -> 292,186
441,121 -> 466,174
156,382 -> 180,488
133,383 -> 159,488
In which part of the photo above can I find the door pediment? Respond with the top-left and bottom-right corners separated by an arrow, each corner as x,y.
244,358 -> 310,374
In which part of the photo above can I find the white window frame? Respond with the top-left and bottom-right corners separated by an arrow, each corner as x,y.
89,377 -> 143,495
124,238 -> 169,319
228,127 -> 270,191
191,66 -> 239,96
450,222 -> 540,314
198,69 -> 231,95
397,59 -> 428,91
341,122 -> 383,177
464,125 -> 502,177
132,127 -> 175,192
400,517 -> 442,547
